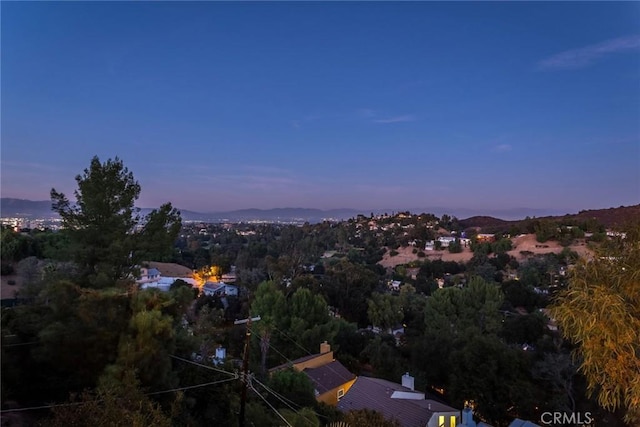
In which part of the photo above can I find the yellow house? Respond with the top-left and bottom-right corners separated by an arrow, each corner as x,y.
272,341 -> 356,406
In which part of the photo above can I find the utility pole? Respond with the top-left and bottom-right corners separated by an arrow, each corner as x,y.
234,315 -> 260,427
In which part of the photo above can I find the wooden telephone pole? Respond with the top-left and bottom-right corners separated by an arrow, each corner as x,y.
234,315 -> 261,427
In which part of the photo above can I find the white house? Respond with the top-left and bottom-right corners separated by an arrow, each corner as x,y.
137,267 -> 161,284
388,280 -> 402,291
141,276 -> 198,292
202,282 -> 238,297
136,267 -> 198,292
437,236 -> 457,248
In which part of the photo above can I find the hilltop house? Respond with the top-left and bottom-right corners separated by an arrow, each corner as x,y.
270,341 -> 356,406
337,373 -> 460,427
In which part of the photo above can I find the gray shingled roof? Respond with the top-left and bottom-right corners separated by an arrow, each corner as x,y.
337,376 -> 458,427
303,360 -> 355,394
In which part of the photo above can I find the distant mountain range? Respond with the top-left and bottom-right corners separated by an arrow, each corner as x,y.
1,198 -> 637,226
1,199 -> 54,219
0,198 -> 361,223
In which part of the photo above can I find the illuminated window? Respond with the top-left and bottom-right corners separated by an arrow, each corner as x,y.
439,415 -> 445,427
450,416 -> 456,427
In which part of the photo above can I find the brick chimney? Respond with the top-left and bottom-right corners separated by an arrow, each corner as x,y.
320,341 -> 331,354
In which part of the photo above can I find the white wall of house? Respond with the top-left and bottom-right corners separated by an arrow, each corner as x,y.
428,411 -> 459,427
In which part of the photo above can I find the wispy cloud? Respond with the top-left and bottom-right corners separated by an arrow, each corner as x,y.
538,34 -> 640,70
493,144 -> 512,153
373,115 -> 416,124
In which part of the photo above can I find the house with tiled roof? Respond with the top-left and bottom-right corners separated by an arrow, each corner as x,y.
270,341 -> 356,406
337,373 -> 460,427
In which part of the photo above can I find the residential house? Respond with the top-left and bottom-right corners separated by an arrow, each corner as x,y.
458,406 -> 494,427
476,234 -> 496,243
388,280 -> 402,291
337,373 -> 460,427
140,276 -> 198,292
437,236 -> 457,248
202,281 -> 238,297
137,267 -> 161,284
271,341 -> 356,406
136,267 -> 198,292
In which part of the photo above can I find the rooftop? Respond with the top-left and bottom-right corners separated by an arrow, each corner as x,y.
337,376 -> 458,427
304,360 -> 355,395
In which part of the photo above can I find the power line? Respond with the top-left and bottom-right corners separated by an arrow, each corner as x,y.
0,401 -> 87,414
252,377 -> 300,412
251,328 -> 295,367
170,354 -> 237,377
1,341 -> 40,348
147,376 -> 238,395
1,353 -> 238,414
236,315 -> 261,427
249,381 -> 293,427
248,334 -> 334,424
252,377 -> 325,426
0,377 -> 239,414
272,325 -> 315,357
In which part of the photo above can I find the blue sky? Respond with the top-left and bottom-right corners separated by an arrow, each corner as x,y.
2,1 -> 639,215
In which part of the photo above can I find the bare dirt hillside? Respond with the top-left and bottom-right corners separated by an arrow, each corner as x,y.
378,246 -> 474,269
507,234 -> 592,260
378,234 -> 593,269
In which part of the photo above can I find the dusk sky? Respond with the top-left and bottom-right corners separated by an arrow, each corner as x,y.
2,2 -> 639,215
